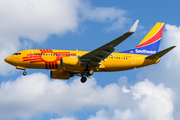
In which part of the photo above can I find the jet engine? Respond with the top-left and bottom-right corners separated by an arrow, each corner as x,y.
50,70 -> 74,79
60,57 -> 82,67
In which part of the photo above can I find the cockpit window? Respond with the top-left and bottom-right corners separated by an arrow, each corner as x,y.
13,53 -> 21,55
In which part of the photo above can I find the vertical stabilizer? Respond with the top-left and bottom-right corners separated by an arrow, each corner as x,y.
121,22 -> 164,55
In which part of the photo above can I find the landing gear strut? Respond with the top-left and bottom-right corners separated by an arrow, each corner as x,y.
81,76 -> 87,83
80,64 -> 94,83
84,64 -> 94,76
23,70 -> 27,76
84,64 -> 90,71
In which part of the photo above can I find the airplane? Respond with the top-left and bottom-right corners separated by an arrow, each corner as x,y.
4,20 -> 176,83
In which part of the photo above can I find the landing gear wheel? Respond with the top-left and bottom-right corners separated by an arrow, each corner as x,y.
87,70 -> 94,76
81,76 -> 87,83
23,71 -> 27,76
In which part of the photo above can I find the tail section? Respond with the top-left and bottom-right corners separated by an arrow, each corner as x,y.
121,22 -> 164,55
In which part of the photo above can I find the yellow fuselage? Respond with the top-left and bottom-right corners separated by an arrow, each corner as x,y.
5,49 -> 160,72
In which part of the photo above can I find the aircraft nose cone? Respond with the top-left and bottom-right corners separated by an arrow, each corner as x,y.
4,57 -> 8,63
4,56 -> 12,64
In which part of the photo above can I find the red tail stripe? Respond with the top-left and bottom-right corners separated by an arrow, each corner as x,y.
136,25 -> 164,48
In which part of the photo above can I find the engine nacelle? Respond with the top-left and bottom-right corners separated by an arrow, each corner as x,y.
60,57 -> 81,67
50,71 -> 73,79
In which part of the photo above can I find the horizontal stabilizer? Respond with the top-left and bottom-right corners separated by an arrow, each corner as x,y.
146,46 -> 176,59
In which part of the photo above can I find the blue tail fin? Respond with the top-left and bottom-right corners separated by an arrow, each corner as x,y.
120,22 -> 164,55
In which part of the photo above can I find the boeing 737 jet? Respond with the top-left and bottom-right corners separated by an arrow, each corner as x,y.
5,20 -> 175,83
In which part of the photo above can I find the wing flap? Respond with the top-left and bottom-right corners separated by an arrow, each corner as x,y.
101,50 -> 114,56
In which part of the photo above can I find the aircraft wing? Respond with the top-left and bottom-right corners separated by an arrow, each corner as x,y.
80,20 -> 139,67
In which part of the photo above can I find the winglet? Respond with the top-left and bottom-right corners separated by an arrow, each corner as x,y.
146,46 -> 176,59
129,20 -> 139,33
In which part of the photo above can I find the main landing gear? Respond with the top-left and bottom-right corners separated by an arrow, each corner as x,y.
81,76 -> 87,83
87,69 -> 93,76
80,64 -> 94,83
84,64 -> 94,76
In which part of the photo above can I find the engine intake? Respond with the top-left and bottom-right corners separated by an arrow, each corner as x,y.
50,71 -> 73,79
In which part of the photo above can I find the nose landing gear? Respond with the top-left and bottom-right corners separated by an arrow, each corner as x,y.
23,70 -> 27,76
16,66 -> 27,76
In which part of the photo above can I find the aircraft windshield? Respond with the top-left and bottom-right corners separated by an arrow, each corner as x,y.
13,53 -> 21,55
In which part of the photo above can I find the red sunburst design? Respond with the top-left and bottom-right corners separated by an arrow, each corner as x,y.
22,49 -> 76,69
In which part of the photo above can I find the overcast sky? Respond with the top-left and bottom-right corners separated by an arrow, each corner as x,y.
0,0 -> 180,120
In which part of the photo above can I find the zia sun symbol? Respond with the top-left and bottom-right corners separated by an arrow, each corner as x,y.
23,49 -> 76,69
